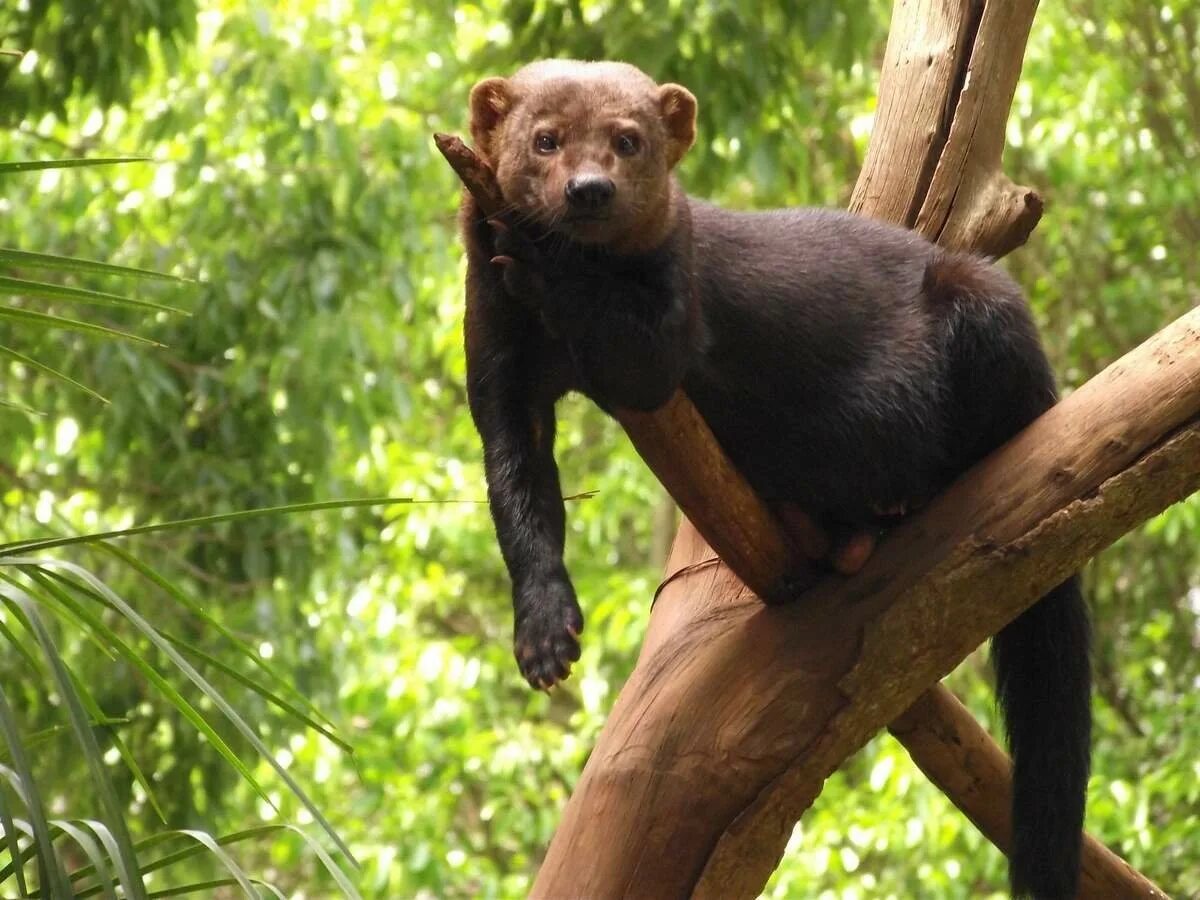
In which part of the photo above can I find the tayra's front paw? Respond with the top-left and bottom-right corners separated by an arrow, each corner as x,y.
513,579 -> 584,690
489,219 -> 546,301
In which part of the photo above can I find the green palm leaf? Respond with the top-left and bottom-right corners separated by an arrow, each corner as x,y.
0,158 -> 149,174
0,274 -> 187,314
0,248 -> 193,283
0,305 -> 165,345
0,344 -> 109,402
0,496 -> 417,556
0,684 -> 75,898
0,584 -> 149,900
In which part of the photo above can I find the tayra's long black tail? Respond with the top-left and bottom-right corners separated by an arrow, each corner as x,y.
992,576 -> 1091,899
927,251 -> 1094,898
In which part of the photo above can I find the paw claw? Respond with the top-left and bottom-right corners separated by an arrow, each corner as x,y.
513,581 -> 585,690
491,254 -> 514,266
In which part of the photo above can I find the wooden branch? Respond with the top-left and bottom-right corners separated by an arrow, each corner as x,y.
849,0 -> 1044,256
889,689 -> 1168,899
614,396 -> 801,598
433,133 -> 506,215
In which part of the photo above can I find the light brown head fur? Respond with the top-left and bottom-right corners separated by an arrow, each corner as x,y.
469,60 -> 697,253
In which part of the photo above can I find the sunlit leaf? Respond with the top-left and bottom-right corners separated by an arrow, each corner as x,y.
0,157 -> 149,174
0,247 -> 194,283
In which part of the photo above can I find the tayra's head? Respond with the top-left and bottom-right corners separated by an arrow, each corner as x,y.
469,60 -> 697,250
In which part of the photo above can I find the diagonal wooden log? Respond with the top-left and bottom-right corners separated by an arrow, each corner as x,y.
438,0 -> 1179,893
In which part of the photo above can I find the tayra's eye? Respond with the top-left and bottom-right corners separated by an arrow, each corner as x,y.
534,133 -> 559,154
615,133 -> 641,156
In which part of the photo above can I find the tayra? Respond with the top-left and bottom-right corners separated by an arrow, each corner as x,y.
456,59 -> 1090,899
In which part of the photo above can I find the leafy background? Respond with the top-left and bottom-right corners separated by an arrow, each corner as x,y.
1,0 -> 1197,896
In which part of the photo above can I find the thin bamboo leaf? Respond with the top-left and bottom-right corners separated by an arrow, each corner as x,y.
166,633 -> 351,752
77,825 -> 355,899
73,827 -> 283,897
18,567 -> 167,821
143,879 -> 281,899
26,560 -> 357,865
0,274 -> 186,314
173,830 -> 259,898
49,820 -> 118,900
67,820 -> 129,897
0,496 -> 417,556
0,682 -> 73,898
20,567 -> 275,813
1,587 -> 148,900
99,543 -> 339,733
0,780 -> 29,897
0,814 -> 40,889
0,248 -> 194,283
69,668 -> 167,824
3,722 -> 126,771
0,306 -> 165,346
0,608 -> 42,671
0,344 -> 108,402
0,397 -> 44,415
0,158 -> 149,174
71,828 -> 255,891
0,568 -> 117,661
279,823 -> 362,899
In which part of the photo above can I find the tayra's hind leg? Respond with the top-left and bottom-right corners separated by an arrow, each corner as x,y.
829,529 -> 877,575
774,504 -> 911,590
825,504 -> 912,575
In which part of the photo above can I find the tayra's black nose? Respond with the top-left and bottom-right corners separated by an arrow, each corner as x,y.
564,175 -> 615,211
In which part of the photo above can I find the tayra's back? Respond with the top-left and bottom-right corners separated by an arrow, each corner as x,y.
684,202 -> 961,520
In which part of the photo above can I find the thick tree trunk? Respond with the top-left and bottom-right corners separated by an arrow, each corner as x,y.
524,0 -> 1189,896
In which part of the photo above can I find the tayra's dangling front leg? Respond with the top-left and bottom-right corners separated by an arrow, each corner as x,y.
464,219 -> 582,690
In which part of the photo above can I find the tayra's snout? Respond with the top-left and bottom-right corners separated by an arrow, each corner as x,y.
564,175 -> 615,212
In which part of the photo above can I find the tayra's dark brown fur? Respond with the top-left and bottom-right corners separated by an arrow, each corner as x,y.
457,60 -> 1090,899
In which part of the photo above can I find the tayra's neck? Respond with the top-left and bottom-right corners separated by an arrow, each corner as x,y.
607,176 -> 690,257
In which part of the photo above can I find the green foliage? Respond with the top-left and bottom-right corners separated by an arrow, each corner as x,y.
0,1 -> 197,126
1,0 -> 1197,897
0,146 -> 364,889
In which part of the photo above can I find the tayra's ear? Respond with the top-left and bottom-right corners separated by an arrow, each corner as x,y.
658,83 -> 697,167
469,77 -> 514,161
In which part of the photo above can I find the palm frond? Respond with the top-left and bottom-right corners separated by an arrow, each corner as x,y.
0,274 -> 188,314
0,158 -> 149,174
0,248 -> 194,283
